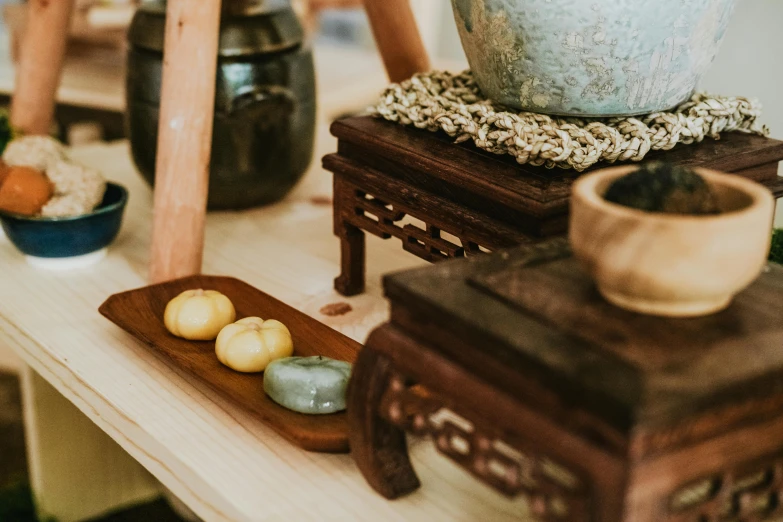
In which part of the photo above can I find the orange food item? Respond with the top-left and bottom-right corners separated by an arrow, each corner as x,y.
0,165 -> 53,216
0,161 -> 8,187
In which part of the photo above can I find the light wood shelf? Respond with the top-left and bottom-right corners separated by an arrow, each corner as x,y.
0,122 -> 529,521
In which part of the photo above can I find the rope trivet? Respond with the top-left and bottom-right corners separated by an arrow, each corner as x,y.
373,70 -> 769,172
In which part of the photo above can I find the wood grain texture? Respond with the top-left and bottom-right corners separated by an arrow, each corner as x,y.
326,154 -> 533,294
385,239 -> 783,433
10,0 -> 76,135
363,0 -> 430,83
100,275 -> 360,453
330,117 -> 783,229
474,256 -> 783,379
626,414 -> 783,521
353,324 -> 628,520
149,0 -> 221,283
355,240 -> 783,521
327,154 -> 533,247
325,117 -> 783,296
325,116 -> 783,296
357,301 -> 783,522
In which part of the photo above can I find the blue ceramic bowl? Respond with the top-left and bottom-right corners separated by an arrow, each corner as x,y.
0,182 -> 128,258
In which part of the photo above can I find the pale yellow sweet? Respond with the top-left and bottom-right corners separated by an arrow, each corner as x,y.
215,317 -> 294,373
164,289 -> 236,341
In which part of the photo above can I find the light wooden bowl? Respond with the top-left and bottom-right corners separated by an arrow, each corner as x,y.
570,166 -> 775,317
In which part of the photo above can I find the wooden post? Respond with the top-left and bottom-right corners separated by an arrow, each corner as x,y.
364,0 -> 430,83
10,0 -> 76,136
21,366 -> 160,522
148,0 -> 222,283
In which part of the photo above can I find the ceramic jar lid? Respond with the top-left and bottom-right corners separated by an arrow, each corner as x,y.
129,0 -> 304,56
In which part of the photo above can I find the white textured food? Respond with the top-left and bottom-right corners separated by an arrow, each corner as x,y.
3,135 -> 68,172
40,161 -> 106,217
2,136 -> 108,217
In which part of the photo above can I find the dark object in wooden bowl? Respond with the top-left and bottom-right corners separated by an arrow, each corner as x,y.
603,162 -> 720,214
99,275 -> 360,453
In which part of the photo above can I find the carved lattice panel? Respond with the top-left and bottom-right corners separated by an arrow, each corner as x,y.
348,189 -> 495,263
666,457 -> 783,522
379,373 -> 591,521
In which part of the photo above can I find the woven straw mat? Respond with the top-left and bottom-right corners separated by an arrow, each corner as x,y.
372,70 -> 768,172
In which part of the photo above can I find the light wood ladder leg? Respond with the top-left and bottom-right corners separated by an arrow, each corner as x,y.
20,365 -> 160,522
10,0 -> 76,136
148,0 -> 222,283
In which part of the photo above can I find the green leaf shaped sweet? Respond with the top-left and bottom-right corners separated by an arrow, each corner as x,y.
263,356 -> 352,415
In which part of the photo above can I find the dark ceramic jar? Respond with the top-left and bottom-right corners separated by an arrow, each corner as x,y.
126,0 -> 316,210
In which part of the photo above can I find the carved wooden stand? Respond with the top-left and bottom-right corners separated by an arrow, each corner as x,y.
348,239 -> 783,521
324,117 -> 783,295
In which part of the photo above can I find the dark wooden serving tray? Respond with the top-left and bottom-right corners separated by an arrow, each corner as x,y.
99,275 -> 361,453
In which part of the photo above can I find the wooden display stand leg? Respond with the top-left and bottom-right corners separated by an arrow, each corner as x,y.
347,346 -> 420,499
349,325 -> 628,520
333,174 -> 366,295
20,365 -> 160,522
335,224 -> 366,296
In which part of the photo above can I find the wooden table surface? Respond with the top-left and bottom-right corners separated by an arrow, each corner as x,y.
0,123 -> 533,521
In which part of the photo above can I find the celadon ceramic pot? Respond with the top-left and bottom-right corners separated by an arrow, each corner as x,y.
450,0 -> 736,116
